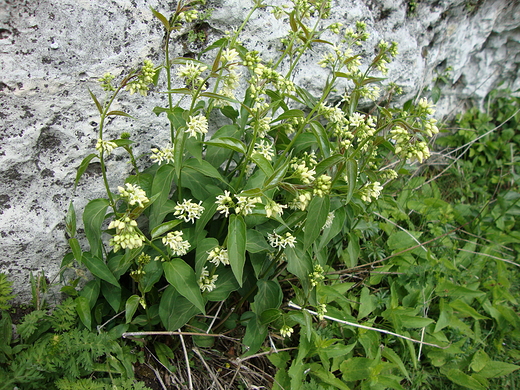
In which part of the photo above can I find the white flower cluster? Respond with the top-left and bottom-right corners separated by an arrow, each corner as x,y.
177,61 -> 207,87
215,190 -> 234,217
174,199 -> 205,223
289,191 -> 312,211
151,145 -> 175,165
323,211 -> 335,229
118,183 -> 149,208
252,117 -> 272,138
253,140 -> 274,161
309,264 -> 325,287
268,231 -> 297,249
126,59 -> 155,96
198,267 -> 218,292
360,181 -> 383,203
235,196 -> 262,216
313,174 -> 332,197
264,200 -> 287,219
207,246 -> 229,267
178,9 -> 198,23
108,217 -> 145,252
390,126 -> 431,163
95,139 -> 118,155
162,231 -> 191,257
280,325 -> 294,338
186,115 -> 208,138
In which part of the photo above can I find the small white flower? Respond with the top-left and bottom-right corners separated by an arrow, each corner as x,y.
118,183 -> 149,208
207,246 -> 229,266
280,325 -> 294,338
108,217 -> 144,252
151,145 -> 175,165
162,231 -> 191,256
198,267 -> 218,292
96,139 -> 118,155
186,115 -> 208,138
215,190 -> 234,217
174,199 -> 205,223
268,231 -> 296,249
323,211 -> 335,229
264,200 -> 287,219
253,140 -> 274,161
235,196 -> 261,216
360,182 -> 384,203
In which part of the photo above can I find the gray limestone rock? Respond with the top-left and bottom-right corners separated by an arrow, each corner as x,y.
1,0 -> 519,302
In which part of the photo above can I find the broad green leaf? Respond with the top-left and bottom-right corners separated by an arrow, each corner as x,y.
242,313 -> 268,357
101,281 -> 121,312
246,229 -> 271,253
82,253 -> 120,287
274,109 -> 305,122
449,299 -> 490,320
205,137 -> 246,154
357,287 -> 376,320
446,369 -> 487,390
286,242 -> 312,291
74,153 -> 98,188
163,259 -> 206,314
345,159 -> 357,203
399,315 -> 435,328
436,281 -> 485,299
76,296 -> 92,330
315,154 -> 343,176
340,357 -> 372,381
309,121 -> 332,158
149,164 -> 176,229
478,361 -> 520,378
264,158 -> 291,190
139,259 -> 164,294
205,267 -> 240,301
259,308 -> 281,325
83,198 -> 109,259
342,232 -> 360,268
159,286 -> 201,330
250,153 -> 274,176
310,364 -> 351,390
304,195 -> 330,250
382,347 -> 410,380
150,220 -> 182,239
228,215 -> 247,286
471,350 -> 490,372
253,279 -> 283,317
106,110 -> 133,118
79,279 -> 100,309
183,158 -> 227,183
125,295 -> 140,324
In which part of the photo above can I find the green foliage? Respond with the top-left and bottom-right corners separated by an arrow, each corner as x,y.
0,273 -> 14,310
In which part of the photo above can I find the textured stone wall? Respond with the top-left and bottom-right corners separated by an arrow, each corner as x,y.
1,0 -> 519,302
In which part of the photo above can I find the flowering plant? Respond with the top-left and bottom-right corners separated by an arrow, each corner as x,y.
66,0 -> 438,357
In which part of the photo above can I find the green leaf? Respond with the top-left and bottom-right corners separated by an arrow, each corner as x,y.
88,88 -> 102,114
471,350 -> 491,373
125,295 -> 141,324
259,308 -> 282,325
304,195 -> 330,250
436,281 -> 485,299
205,137 -> 246,154
382,347 -> 410,380
478,361 -> 520,378
345,159 -> 357,203
74,153 -> 98,188
68,238 -> 82,264
242,313 -> 267,357
205,267 -> 240,301
159,286 -> 201,330
274,109 -> 305,122
263,158 -> 291,190
253,280 -> 283,317
399,315 -> 435,328
340,357 -> 372,381
82,253 -> 120,287
449,299 -> 490,320
65,201 -> 77,237
246,229 -> 271,253
163,260 -> 206,314
139,259 -> 164,294
446,369 -> 487,390
150,7 -> 170,31
149,164 -> 176,229
310,365 -> 351,390
315,154 -> 343,176
106,110 -> 133,118
357,287 -> 377,320
79,279 -> 100,309
183,158 -> 227,183
150,220 -> 182,239
343,232 -> 360,268
309,121 -> 332,158
101,281 -> 121,312
228,215 -> 247,286
286,242 -> 312,291
76,296 -> 92,330
250,153 -> 274,176
83,198 -> 109,258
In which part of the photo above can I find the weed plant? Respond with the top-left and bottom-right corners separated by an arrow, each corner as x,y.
1,0 -> 519,389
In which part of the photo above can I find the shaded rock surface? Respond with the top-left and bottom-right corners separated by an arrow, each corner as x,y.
1,0 -> 519,301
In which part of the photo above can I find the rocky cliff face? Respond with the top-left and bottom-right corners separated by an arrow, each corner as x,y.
1,0 -> 519,301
